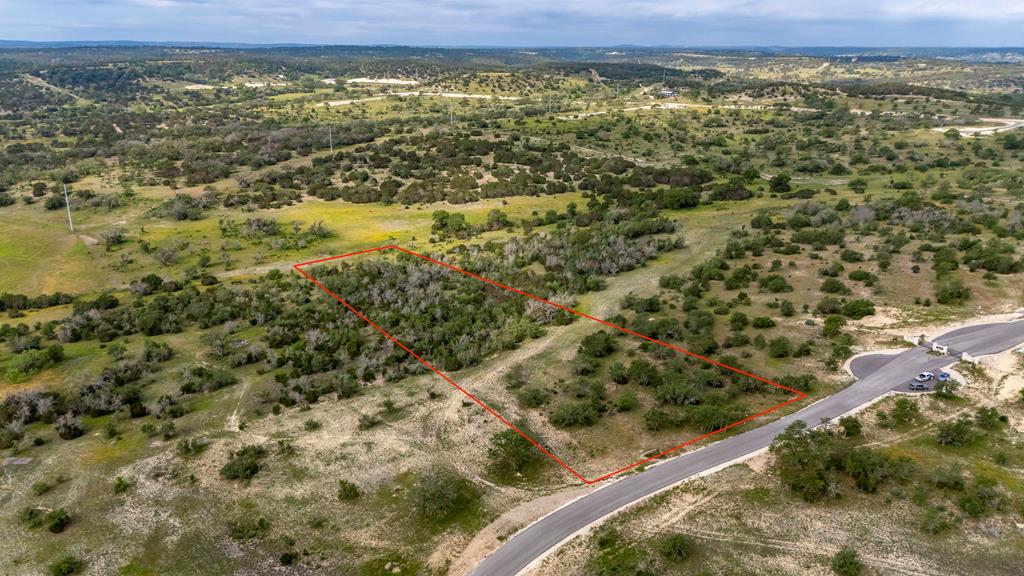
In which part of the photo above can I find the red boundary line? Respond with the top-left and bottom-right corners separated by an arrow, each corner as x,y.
293,245 -> 808,484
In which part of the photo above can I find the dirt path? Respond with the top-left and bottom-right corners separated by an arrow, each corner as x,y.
22,74 -> 81,100
226,377 -> 251,432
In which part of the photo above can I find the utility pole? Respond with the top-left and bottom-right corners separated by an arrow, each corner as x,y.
328,125 -> 333,153
547,95 -> 552,113
62,183 -> 74,232
449,103 -> 454,128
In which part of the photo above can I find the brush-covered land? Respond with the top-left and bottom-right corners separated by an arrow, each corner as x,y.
1,46 -> 1023,576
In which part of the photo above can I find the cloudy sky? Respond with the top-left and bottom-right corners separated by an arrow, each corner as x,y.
2,0 -> 1023,46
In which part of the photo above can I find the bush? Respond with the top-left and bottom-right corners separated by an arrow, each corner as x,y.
840,299 -> 875,319
113,476 -> 132,494
974,407 -> 1006,430
627,359 -> 662,386
229,515 -> 269,540
410,466 -> 478,522
821,278 -> 852,295
921,506 -> 952,534
751,316 -> 776,329
933,378 -> 960,399
838,416 -> 862,438
578,331 -> 617,358
46,508 -> 71,533
488,426 -> 541,475
958,476 -> 1004,518
517,387 -> 549,408
337,479 -> 361,501
49,556 -> 84,576
758,274 -> 793,293
822,315 -> 847,337
936,416 -> 976,447
660,533 -> 695,562
831,547 -> 863,576
935,279 -> 971,305
220,444 -> 267,480
55,413 -> 84,440
550,402 -> 599,428
616,390 -> 638,412
768,337 -> 792,358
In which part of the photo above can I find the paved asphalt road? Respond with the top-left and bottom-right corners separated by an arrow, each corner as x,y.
468,319 -> 1024,576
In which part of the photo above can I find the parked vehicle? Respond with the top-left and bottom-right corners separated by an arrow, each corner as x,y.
938,372 -> 951,382
915,372 -> 934,382
909,381 -> 930,391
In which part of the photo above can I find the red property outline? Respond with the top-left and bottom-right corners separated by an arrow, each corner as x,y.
293,245 -> 808,484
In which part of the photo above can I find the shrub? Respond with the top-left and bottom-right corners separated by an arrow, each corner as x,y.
358,413 -> 381,430
758,274 -> 793,293
821,278 -> 852,295
409,466 -> 478,522
113,476 -> 132,495
768,337 -> 792,358
882,397 -> 920,429
517,387 -> 549,408
616,390 -> 638,412
46,508 -> 71,533
660,533 -> 695,562
840,299 -> 875,319
936,416 -> 976,447
220,444 -> 267,480
337,479 -> 361,501
627,359 -> 662,386
769,173 -> 792,193
839,249 -> 864,263
779,300 -> 796,317
822,315 -> 847,337
935,279 -> 971,305
831,547 -> 863,576
578,331 -> 617,358
958,476 -> 1004,518
609,362 -> 628,384
921,506 -> 952,534
933,379 -> 960,399
838,416 -> 862,437
549,402 -> 599,428
488,426 -> 541,475
751,316 -> 776,329
49,556 -> 84,576
974,407 -> 1006,430
228,515 -> 269,540
55,413 -> 84,440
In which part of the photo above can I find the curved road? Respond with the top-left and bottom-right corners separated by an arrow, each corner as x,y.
469,319 -> 1024,576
